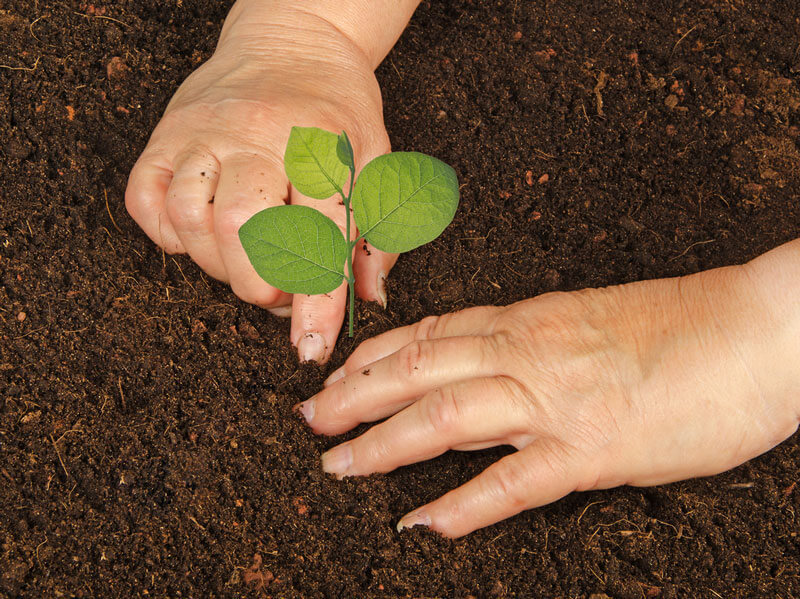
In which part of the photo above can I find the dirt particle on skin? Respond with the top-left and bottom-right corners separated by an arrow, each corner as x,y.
362,369 -> 370,375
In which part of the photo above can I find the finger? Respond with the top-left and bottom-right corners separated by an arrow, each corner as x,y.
164,147 -> 227,280
349,126 -> 395,306
353,240 -> 397,308
291,281 -> 348,364
125,152 -> 184,253
213,153 -> 292,308
288,186 -> 353,364
397,439 -> 582,538
300,335 -> 500,435
320,377 -> 536,478
323,306 -> 503,386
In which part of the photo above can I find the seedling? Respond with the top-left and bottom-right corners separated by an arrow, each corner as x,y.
239,126 -> 460,337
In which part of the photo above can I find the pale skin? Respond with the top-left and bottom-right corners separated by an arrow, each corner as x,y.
127,0 -> 800,537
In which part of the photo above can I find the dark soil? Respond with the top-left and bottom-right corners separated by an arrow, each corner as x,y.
2,1 -> 800,597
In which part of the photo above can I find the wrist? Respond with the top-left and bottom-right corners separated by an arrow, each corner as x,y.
742,239 -> 800,412
221,0 -> 420,70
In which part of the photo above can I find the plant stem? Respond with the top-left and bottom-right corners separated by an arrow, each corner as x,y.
342,167 -> 356,337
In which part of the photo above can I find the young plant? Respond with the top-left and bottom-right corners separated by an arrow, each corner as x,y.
238,126 -> 460,337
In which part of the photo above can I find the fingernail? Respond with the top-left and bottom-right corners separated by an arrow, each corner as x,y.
324,366 -> 345,387
377,271 -> 387,308
298,332 -> 326,363
267,305 -> 292,318
321,444 -> 353,477
294,399 -> 315,424
396,510 -> 431,533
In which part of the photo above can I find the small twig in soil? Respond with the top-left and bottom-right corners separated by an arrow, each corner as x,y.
49,433 -> 70,479
727,481 -> 755,489
117,377 -> 126,410
669,239 -> 715,262
104,188 -> 122,233
73,12 -> 129,27
580,101 -> 590,124
0,56 -> 40,71
188,515 -> 206,531
389,59 -> 402,80
469,267 -> 481,285
593,71 -> 608,117
587,566 -> 605,585
171,257 -> 197,296
576,499 -> 605,524
533,148 -> 556,160
13,326 -> 47,340
30,15 -> 48,43
35,536 -> 48,569
543,525 -> 555,551
487,531 -> 507,545
671,25 -> 698,57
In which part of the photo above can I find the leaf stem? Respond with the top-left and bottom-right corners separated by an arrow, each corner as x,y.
342,166 -> 357,337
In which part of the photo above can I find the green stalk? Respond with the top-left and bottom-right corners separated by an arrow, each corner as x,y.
342,166 -> 357,337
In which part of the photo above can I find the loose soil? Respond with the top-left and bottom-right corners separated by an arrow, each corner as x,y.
2,1 -> 800,597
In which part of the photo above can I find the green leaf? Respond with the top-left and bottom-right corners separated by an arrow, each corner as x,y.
284,126 -> 349,199
336,130 -> 355,171
238,205 -> 347,295
352,152 -> 460,253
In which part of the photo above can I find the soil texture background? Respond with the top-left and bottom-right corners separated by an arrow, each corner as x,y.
2,1 -> 800,597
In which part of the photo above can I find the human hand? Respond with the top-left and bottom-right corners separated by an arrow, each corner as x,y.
125,3 -> 398,363
296,260 -> 799,537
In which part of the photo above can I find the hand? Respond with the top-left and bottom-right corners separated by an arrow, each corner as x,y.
125,4 -> 397,363
296,261 -> 799,537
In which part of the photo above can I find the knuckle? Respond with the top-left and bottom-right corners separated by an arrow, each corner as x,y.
166,196 -> 209,235
414,315 -> 442,341
230,282 -> 282,308
485,460 -> 529,510
478,332 -> 502,365
175,144 -> 218,168
495,375 -> 538,428
398,340 -> 429,378
425,387 -> 461,435
216,208 -> 253,241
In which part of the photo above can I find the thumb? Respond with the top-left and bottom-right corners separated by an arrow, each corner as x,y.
351,128 -> 398,308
